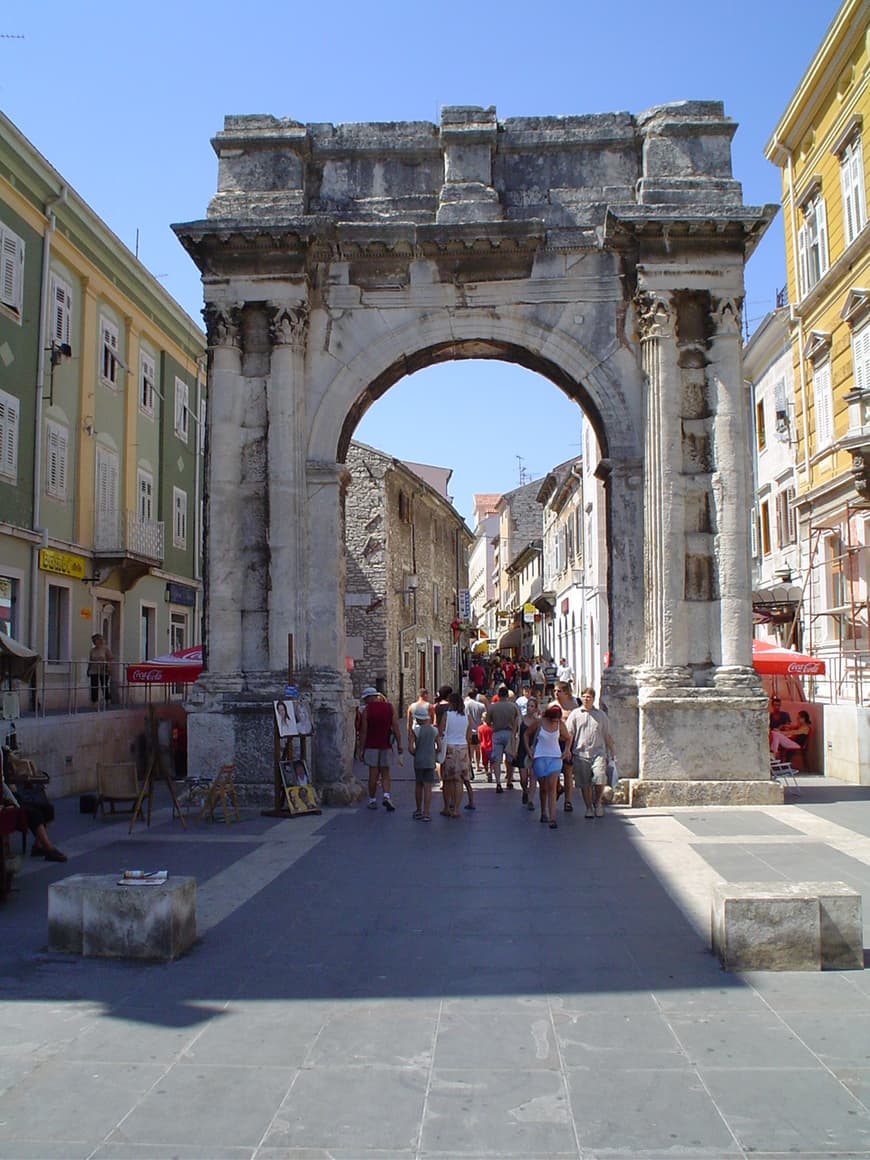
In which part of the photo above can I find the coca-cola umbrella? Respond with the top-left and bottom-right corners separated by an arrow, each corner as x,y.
126,645 -> 202,685
751,638 -> 826,677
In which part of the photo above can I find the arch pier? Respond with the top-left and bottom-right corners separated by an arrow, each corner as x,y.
174,103 -> 780,805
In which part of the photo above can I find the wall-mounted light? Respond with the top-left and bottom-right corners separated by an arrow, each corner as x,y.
45,341 -> 72,405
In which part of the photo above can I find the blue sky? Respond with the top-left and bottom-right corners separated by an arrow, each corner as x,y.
1,0 -> 838,523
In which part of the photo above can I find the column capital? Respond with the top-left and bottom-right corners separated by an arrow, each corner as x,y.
203,302 -> 243,349
268,301 -> 309,349
710,295 -> 743,337
635,289 -> 674,342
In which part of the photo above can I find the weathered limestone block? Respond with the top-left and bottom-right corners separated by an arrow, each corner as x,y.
630,780 -> 783,806
48,874 -> 196,961
712,881 -> 863,971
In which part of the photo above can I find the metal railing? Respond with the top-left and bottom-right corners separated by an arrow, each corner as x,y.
1,657 -> 191,720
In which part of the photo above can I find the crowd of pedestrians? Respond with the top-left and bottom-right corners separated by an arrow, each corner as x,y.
356,654 -> 616,829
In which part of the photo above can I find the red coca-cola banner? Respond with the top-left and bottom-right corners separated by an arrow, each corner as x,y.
126,646 -> 203,685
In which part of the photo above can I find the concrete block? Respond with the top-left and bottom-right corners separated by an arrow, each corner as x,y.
817,883 -> 865,970
630,779 -> 783,807
48,874 -> 196,961
712,881 -> 864,972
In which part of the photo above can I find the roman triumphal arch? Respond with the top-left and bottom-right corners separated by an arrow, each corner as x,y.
174,103 -> 782,806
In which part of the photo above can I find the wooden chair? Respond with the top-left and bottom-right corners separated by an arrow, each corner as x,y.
96,762 -> 140,818
192,764 -> 240,825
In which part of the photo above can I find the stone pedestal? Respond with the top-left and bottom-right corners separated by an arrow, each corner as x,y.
48,874 -> 196,961
712,881 -> 864,971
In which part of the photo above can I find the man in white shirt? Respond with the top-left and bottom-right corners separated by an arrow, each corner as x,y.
565,687 -> 614,819
556,657 -> 574,685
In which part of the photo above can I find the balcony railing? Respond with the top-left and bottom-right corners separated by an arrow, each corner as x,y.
95,510 -> 164,561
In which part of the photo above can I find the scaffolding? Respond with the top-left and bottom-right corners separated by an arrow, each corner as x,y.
801,501 -> 870,705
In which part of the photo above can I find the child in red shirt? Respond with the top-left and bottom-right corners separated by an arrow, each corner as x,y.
478,720 -> 493,776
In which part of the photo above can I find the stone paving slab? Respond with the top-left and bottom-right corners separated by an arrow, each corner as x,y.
1,785 -> 870,1157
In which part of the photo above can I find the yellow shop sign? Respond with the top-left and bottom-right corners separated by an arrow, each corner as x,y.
39,548 -> 87,580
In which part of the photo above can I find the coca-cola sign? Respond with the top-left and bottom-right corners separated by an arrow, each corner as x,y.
130,668 -> 165,682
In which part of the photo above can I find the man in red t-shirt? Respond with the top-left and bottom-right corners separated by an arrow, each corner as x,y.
468,661 -> 485,694
356,687 -> 402,811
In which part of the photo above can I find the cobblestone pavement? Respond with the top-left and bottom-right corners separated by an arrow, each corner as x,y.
2,774 -> 870,1158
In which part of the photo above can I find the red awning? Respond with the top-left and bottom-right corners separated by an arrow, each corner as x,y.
126,645 -> 202,685
752,638 -> 826,677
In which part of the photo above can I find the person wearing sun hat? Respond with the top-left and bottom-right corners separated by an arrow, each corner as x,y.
408,702 -> 438,821
356,686 -> 402,812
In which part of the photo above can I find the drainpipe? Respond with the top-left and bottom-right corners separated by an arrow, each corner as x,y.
29,187 -> 67,650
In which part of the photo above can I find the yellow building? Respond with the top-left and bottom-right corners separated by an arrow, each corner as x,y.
765,0 -> 870,777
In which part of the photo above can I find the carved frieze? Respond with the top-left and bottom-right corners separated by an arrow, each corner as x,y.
635,290 -> 674,342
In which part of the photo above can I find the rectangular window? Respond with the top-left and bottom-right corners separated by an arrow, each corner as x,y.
774,377 -> 789,436
174,377 -> 189,442
756,398 -> 767,450
797,192 -> 829,297
49,273 -> 72,346
173,486 -> 187,548
46,583 -> 70,662
0,219 -> 24,316
95,446 -> 120,548
100,316 -> 119,386
760,499 -> 772,557
0,388 -> 19,481
0,574 -> 19,637
750,510 -> 759,559
812,358 -> 834,451
138,470 -> 154,521
139,351 -> 155,416
840,135 -> 867,247
44,420 -> 68,500
775,486 -> 796,548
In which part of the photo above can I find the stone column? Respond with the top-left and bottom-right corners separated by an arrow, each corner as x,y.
202,303 -> 244,679
304,459 -> 360,805
600,456 -> 644,778
709,295 -> 755,678
306,460 -> 350,672
637,290 -> 690,683
267,301 -> 308,675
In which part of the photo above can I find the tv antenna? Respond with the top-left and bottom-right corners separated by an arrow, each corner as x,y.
516,455 -> 529,486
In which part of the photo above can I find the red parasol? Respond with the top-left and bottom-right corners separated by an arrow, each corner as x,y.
126,645 -> 203,685
751,638 -> 826,677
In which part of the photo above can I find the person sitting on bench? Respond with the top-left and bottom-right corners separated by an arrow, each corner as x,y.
1,748 -> 67,862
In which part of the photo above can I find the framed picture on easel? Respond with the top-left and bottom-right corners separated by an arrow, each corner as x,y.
278,757 -> 320,815
274,700 -> 299,738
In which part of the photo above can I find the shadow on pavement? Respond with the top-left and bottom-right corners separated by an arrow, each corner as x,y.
2,789 -> 753,1028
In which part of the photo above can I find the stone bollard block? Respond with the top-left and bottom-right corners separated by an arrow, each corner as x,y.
712,881 -> 863,972
48,874 -> 196,961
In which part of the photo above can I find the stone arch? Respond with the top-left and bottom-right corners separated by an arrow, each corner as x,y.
174,102 -> 779,806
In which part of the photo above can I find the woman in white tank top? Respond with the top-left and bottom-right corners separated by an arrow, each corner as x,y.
527,702 -> 569,828
437,692 -> 472,818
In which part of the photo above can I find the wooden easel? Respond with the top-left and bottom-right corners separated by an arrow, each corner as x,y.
129,704 -> 187,833
262,634 -> 320,818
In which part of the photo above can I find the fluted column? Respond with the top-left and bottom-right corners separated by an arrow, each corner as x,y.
306,460 -> 350,672
709,295 -> 755,677
202,303 -> 244,676
637,290 -> 689,679
267,301 -> 308,673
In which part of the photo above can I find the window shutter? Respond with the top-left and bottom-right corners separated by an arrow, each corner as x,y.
797,224 -> 808,299
1,229 -> 22,310
813,360 -> 834,450
817,197 -> 829,278
853,323 -> 870,395
0,390 -> 19,478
